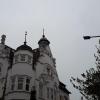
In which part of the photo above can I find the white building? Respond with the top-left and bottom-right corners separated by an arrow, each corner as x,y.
0,34 -> 71,100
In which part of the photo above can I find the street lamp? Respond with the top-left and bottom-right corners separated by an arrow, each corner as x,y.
83,36 -> 100,40
83,35 -> 100,100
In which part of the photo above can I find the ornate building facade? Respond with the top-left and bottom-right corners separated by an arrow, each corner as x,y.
0,34 -> 70,100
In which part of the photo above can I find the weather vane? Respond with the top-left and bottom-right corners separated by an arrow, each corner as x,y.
24,31 -> 27,44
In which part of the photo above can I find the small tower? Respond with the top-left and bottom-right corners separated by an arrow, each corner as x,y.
0,35 -> 14,99
5,34 -> 35,100
38,30 -> 53,57
36,31 -> 60,100
38,29 -> 50,48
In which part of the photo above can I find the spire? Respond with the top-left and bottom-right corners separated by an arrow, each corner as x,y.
43,28 -> 45,38
24,31 -> 27,45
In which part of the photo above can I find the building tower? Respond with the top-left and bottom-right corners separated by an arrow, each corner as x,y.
5,34 -> 35,100
0,33 -> 71,100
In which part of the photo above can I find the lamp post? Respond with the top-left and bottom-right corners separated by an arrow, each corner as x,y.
83,35 -> 100,100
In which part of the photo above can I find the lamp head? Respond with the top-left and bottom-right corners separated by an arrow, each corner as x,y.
83,36 -> 91,40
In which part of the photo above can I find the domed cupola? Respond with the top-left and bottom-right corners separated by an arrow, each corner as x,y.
16,33 -> 32,52
13,33 -> 33,65
38,30 -> 50,47
16,44 -> 32,52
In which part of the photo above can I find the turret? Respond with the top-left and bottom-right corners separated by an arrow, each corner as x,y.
38,31 -> 53,58
0,35 -> 15,99
5,34 -> 34,100
38,34 -> 50,47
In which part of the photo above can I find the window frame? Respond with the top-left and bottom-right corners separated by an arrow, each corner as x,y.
11,76 -> 16,90
20,54 -> 26,62
17,77 -> 24,90
14,55 -> 19,63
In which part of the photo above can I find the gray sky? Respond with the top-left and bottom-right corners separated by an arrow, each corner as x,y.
0,0 -> 100,100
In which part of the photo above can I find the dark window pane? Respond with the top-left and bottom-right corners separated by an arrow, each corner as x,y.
26,84 -> 29,91
26,78 -> 30,91
11,77 -> 15,90
18,77 -> 24,90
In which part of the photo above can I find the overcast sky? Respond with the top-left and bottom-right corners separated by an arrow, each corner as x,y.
0,0 -> 100,100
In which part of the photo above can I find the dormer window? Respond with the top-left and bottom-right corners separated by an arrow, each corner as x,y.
20,54 -> 26,61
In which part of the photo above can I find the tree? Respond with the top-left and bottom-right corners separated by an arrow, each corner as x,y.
70,43 -> 100,100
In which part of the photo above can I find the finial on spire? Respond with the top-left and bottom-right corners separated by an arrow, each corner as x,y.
1,34 -> 6,45
24,31 -> 27,45
43,28 -> 45,38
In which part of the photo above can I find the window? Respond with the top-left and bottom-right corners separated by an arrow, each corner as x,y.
39,82 -> 43,98
60,95 -> 62,100
0,67 -> 1,73
60,95 -> 63,100
15,55 -> 19,63
27,55 -> 32,64
54,89 -> 56,100
64,96 -> 68,100
0,63 -> 3,74
11,77 -> 15,90
20,54 -> 26,61
51,88 -> 53,100
47,88 -> 49,99
26,78 -> 30,91
47,67 -> 51,75
18,77 -> 24,90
